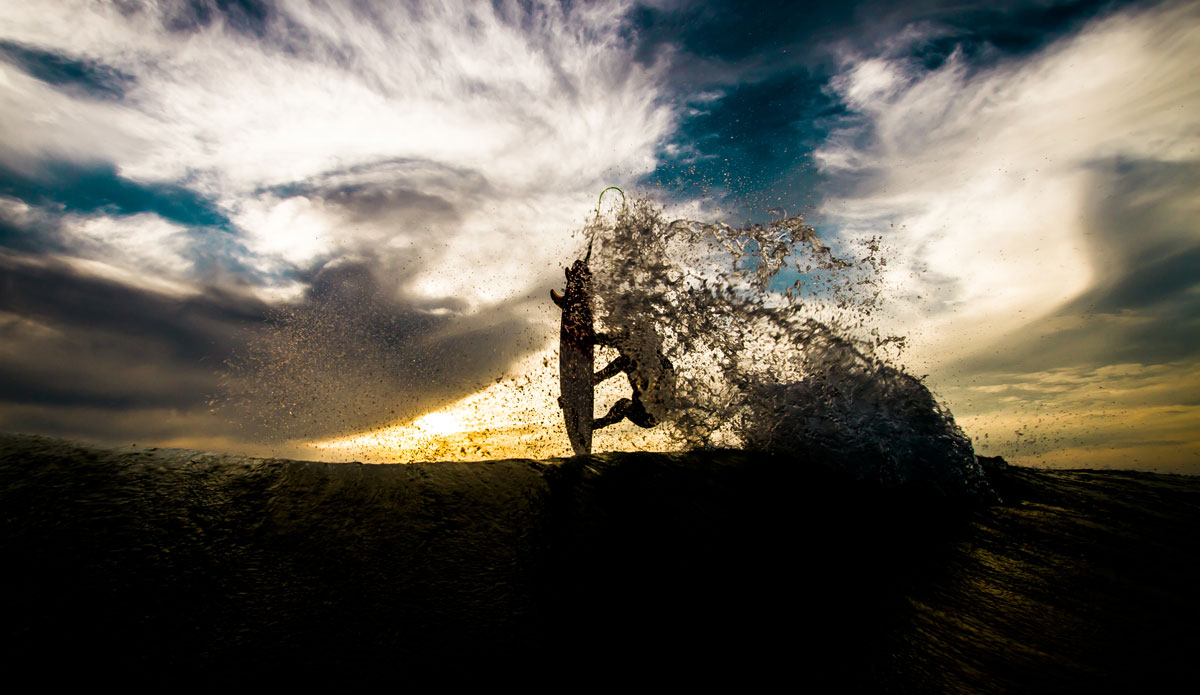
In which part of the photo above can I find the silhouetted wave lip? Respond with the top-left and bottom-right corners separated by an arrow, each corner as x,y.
2,433 -> 1197,689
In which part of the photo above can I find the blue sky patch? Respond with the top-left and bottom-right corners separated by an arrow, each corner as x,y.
0,39 -> 133,100
0,161 -> 229,230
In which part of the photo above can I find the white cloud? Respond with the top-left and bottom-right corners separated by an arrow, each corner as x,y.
232,194 -> 336,270
832,58 -> 904,108
0,197 -> 201,295
815,1 -> 1200,371
0,0 -> 674,304
0,61 -> 149,171
64,213 -> 195,277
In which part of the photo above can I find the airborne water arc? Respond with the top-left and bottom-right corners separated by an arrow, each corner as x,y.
581,196 -> 990,497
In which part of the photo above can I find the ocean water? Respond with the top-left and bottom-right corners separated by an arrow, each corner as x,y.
9,199 -> 1188,687
2,434 -> 1197,688
585,199 -> 989,497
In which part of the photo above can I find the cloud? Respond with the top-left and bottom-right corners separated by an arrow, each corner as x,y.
0,253 -> 264,415
0,250 -> 545,448
0,160 -> 228,227
806,1 -> 1200,471
814,0 -> 1200,372
221,256 -> 545,444
0,0 -> 677,450
952,158 -> 1200,373
0,38 -> 133,100
0,0 -> 674,297
946,360 -> 1200,473
0,58 -> 148,172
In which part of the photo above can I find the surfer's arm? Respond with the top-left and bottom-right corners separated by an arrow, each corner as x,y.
594,329 -> 629,347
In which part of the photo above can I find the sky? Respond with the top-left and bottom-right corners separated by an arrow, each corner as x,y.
0,0 -> 1196,472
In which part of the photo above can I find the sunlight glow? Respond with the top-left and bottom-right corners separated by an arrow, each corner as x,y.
308,343 -> 678,463
412,411 -> 463,437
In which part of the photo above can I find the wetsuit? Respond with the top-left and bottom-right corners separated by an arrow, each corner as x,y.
592,339 -> 674,430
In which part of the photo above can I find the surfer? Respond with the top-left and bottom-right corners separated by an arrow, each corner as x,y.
551,255 -> 672,453
592,329 -> 675,430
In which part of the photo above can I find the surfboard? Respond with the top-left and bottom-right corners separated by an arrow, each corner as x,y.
553,260 -> 595,456
559,329 -> 594,456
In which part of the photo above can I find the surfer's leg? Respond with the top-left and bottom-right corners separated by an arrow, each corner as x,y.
594,354 -> 633,384
625,398 -> 659,428
593,398 -> 632,430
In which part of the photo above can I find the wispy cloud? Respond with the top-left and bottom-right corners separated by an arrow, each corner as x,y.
814,0 -> 1200,371
948,360 -> 1200,473
811,1 -> 1200,471
0,0 -> 675,448
0,0 -> 673,299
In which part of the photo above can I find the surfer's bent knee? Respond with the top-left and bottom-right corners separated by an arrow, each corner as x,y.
626,399 -> 658,428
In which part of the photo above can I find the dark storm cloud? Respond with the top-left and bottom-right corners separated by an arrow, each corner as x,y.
904,0 -> 1144,67
0,39 -> 134,100
632,0 -> 1142,206
319,185 -> 459,225
0,209 -> 62,255
0,255 -> 265,432
1077,160 -> 1200,316
218,256 -> 541,443
153,0 -> 372,73
633,0 -> 1132,75
0,252 -> 540,445
629,0 -> 855,70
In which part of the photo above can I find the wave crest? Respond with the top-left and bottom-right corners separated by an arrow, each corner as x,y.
586,196 -> 990,496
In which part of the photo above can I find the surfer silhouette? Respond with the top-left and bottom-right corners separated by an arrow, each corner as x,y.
591,330 -> 675,430
552,256 -> 673,453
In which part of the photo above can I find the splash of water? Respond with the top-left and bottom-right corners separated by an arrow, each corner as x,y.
585,196 -> 990,496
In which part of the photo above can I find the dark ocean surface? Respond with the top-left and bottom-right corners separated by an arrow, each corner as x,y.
2,433 -> 1198,689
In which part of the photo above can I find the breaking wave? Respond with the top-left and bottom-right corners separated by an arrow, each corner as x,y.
585,196 -> 990,496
